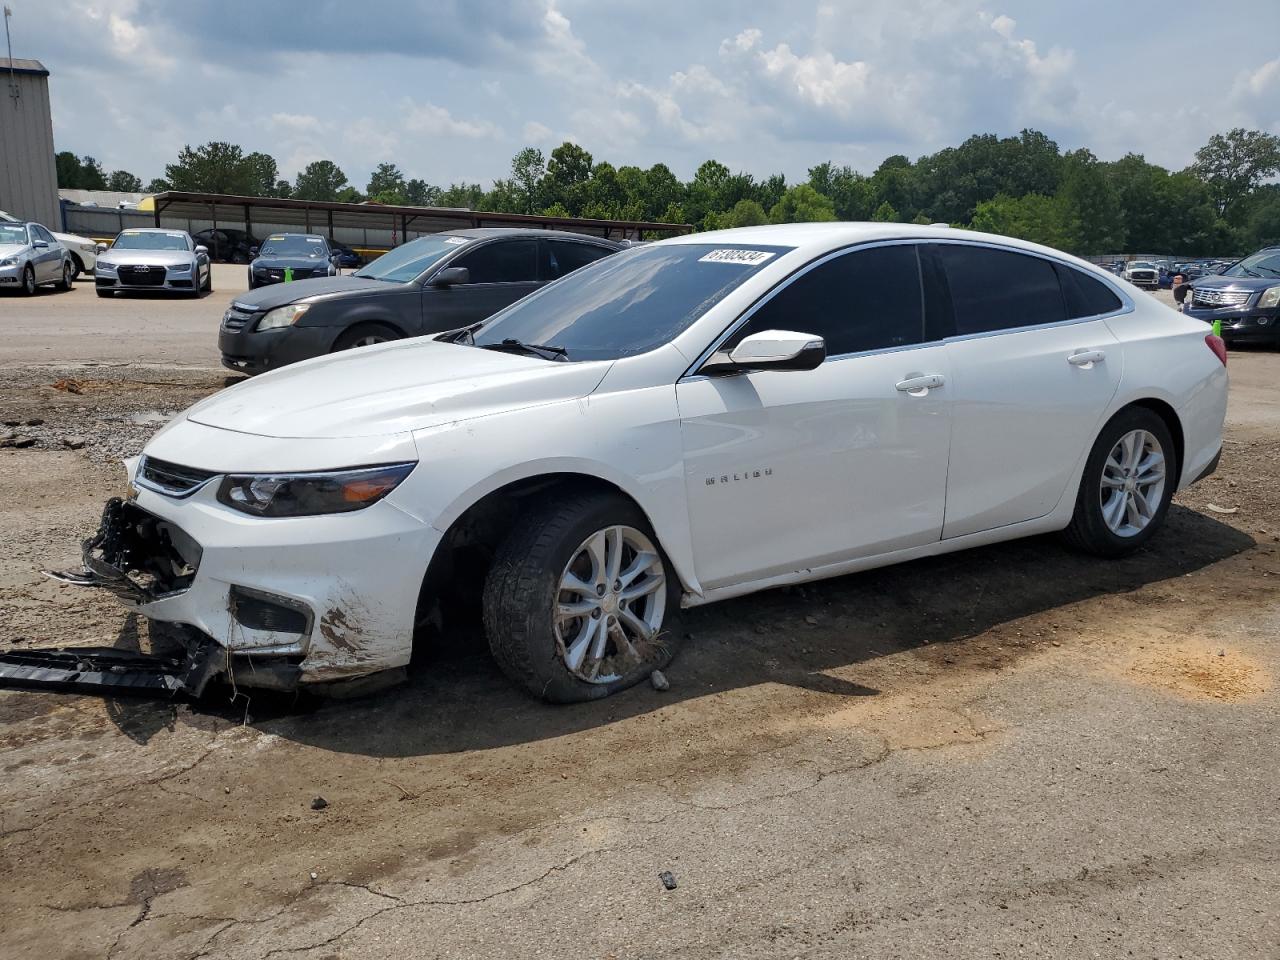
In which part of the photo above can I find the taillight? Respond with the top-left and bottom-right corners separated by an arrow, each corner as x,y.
1205,334 -> 1227,366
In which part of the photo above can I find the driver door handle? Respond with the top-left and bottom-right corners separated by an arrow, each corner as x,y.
1068,349 -> 1105,367
895,374 -> 946,396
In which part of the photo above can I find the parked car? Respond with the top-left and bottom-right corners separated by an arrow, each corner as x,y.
0,209 -> 97,279
1185,245 -> 1280,347
327,239 -> 364,269
51,223 -> 1228,703
192,228 -> 261,264
248,233 -> 339,289
1123,261 -> 1159,289
0,220 -> 74,294
219,228 -> 621,374
94,228 -> 212,298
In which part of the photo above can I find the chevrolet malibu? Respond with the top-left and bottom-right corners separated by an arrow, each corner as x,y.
51,224 -> 1228,703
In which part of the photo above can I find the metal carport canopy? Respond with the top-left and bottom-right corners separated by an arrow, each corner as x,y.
149,191 -> 692,241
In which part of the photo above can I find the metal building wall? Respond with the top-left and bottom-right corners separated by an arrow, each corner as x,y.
0,60 -> 60,227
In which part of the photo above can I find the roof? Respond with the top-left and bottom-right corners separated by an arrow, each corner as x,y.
149,191 -> 691,240
0,58 -> 49,77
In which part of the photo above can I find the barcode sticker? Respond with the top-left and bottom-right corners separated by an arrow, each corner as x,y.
699,249 -> 775,266
443,236 -> 467,245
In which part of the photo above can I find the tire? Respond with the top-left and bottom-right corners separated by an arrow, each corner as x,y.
247,271 -> 255,290
1062,406 -> 1177,557
332,323 -> 402,352
68,255 -> 83,283
57,261 -> 73,292
482,490 -> 681,703
96,288 -> 112,298
205,266 -> 213,294
20,264 -> 38,295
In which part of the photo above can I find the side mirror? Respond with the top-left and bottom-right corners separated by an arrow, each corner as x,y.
195,244 -> 209,256
700,330 -> 826,376
95,242 -> 108,254
33,239 -> 49,249
432,266 -> 470,287
249,246 -> 259,257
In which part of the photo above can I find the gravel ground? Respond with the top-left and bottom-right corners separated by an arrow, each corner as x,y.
0,284 -> 1278,959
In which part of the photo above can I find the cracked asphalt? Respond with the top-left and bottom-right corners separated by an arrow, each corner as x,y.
0,282 -> 1278,958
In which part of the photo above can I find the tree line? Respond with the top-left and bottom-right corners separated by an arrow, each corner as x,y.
56,128 -> 1280,255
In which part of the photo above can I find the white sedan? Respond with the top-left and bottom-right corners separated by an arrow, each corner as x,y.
51,224 -> 1228,702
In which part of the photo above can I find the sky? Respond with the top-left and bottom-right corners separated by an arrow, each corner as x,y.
9,0 -> 1280,190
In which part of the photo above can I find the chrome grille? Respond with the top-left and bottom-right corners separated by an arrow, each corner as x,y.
137,456 -> 218,498
221,306 -> 257,332
1192,288 -> 1252,309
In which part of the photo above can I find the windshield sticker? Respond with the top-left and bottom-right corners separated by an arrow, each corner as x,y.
443,236 -> 467,245
699,249 -> 776,266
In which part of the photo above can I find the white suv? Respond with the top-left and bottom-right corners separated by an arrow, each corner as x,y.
52,224 -> 1228,702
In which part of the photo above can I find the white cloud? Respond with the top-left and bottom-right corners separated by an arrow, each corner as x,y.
522,120 -> 553,143
402,101 -> 501,139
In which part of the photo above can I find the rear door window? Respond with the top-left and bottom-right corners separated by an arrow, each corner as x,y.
548,240 -> 614,278
733,243 -> 925,357
1056,264 -> 1123,318
455,239 -> 540,284
935,244 -> 1067,335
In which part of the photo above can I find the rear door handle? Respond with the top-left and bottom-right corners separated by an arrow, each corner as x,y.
1068,349 -> 1105,368
895,374 -> 946,396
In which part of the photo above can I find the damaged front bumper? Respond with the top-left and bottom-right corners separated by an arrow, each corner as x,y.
35,473 -> 439,695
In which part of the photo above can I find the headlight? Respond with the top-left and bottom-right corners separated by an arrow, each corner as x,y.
96,261 -> 116,274
216,463 -> 416,517
169,263 -> 192,273
0,257 -> 16,267
1258,286 -> 1280,309
79,242 -> 96,253
257,303 -> 311,331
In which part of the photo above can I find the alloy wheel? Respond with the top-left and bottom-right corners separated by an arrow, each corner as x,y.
554,524 -> 667,683
352,334 -> 389,347
1099,428 -> 1166,537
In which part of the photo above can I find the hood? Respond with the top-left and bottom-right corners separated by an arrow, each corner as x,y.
252,254 -> 331,270
99,249 -> 194,267
1190,274 -> 1278,292
185,337 -> 612,439
0,242 -> 30,259
232,274 -> 396,311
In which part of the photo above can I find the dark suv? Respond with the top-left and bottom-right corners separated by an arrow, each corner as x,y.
219,228 -> 621,374
1185,246 -> 1280,347
192,228 -> 262,264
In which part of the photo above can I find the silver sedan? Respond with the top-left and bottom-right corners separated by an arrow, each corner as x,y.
0,221 -> 74,295
95,228 -> 212,298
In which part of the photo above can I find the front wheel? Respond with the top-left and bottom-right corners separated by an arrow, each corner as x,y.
483,491 -> 680,702
1062,407 -> 1176,557
20,265 -> 36,295
332,323 -> 401,351
68,255 -> 83,283
57,261 -> 73,291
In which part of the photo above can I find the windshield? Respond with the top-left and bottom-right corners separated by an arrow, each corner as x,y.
112,231 -> 190,251
1222,250 -> 1280,279
0,224 -> 28,245
1130,262 -> 1155,270
472,243 -> 791,361
260,235 -> 328,258
355,235 -> 464,282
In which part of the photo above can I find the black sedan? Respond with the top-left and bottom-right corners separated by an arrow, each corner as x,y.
248,233 -> 339,289
328,239 -> 364,269
219,229 -> 621,375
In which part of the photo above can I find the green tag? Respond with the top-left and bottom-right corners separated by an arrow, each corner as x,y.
284,267 -> 293,283
1212,319 -> 1222,337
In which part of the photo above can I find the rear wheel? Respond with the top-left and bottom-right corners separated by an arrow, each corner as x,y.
56,261 -> 73,291
332,323 -> 402,352
1063,407 -> 1176,557
68,254 -> 83,283
483,490 -> 680,702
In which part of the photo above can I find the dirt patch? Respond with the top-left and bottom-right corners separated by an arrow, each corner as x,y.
1120,642 -> 1271,702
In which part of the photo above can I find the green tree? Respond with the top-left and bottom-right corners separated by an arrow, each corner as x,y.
807,162 -> 876,220
510,147 -> 546,214
870,200 -> 901,223
145,178 -> 171,193
769,185 -> 837,223
720,199 -> 769,227
1058,149 -> 1123,253
334,186 -> 365,203
164,142 -> 279,195
543,141 -> 593,212
293,160 -> 348,201
404,178 -> 441,206
366,162 -> 407,203
1191,128 -> 1280,219
970,193 -> 1069,247
55,152 -> 107,190
105,169 -> 143,192
438,182 -> 486,209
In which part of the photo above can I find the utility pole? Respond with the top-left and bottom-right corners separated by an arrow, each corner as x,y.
4,5 -> 17,104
